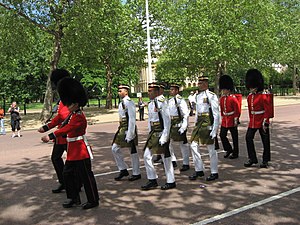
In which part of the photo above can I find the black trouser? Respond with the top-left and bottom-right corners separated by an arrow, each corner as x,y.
139,108 -> 144,121
220,126 -> 239,156
11,119 -> 20,131
63,158 -> 99,203
51,143 -> 67,185
246,127 -> 270,163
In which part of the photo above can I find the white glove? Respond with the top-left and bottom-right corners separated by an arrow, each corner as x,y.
125,137 -> 132,143
209,130 -> 216,139
159,139 -> 166,146
178,128 -> 185,134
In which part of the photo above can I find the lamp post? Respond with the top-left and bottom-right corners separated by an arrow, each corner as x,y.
145,0 -> 153,83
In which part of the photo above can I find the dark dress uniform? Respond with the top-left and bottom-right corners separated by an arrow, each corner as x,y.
244,69 -> 272,168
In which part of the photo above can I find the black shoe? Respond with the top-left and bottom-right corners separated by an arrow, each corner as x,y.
153,155 -> 162,163
180,165 -> 190,172
189,171 -> 205,180
128,174 -> 141,181
82,201 -> 99,210
141,179 -> 158,190
244,159 -> 258,167
52,184 -> 65,193
161,182 -> 176,190
224,151 -> 232,158
260,161 -> 269,168
172,161 -> 177,168
206,173 -> 219,181
62,197 -> 81,208
114,169 -> 129,181
229,155 -> 239,159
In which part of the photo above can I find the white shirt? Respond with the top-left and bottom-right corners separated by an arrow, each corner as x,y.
118,95 -> 136,141
195,89 -> 220,133
147,96 -> 170,144
168,94 -> 189,131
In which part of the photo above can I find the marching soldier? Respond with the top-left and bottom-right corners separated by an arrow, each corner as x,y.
111,84 -> 141,181
41,77 -> 99,209
141,82 -> 176,190
244,69 -> 271,168
38,69 -> 70,193
219,75 -> 241,159
168,83 -> 190,171
189,75 -> 220,181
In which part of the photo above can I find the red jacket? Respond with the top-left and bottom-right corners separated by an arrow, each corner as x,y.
220,94 -> 241,128
247,92 -> 270,128
46,101 -> 69,144
50,110 -> 89,161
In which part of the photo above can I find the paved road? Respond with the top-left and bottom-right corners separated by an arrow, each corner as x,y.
0,104 -> 299,225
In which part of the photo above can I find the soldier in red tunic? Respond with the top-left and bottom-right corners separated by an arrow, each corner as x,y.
41,77 -> 99,209
38,69 -> 70,193
219,75 -> 241,159
244,69 -> 271,168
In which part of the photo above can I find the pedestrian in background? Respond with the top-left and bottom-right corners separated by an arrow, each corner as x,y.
138,96 -> 146,121
8,101 -> 21,138
0,105 -> 6,135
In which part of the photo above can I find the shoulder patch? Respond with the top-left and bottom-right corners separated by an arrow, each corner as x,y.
176,94 -> 182,99
157,95 -> 165,102
208,91 -> 215,95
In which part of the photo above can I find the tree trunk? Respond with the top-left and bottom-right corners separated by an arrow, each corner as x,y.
215,61 -> 227,96
40,29 -> 62,121
104,58 -> 113,109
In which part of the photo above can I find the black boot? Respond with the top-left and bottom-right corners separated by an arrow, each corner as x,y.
128,174 -> 142,181
180,165 -> 190,172
189,171 -> 204,180
260,161 -> 269,168
206,173 -> 219,181
62,196 -> 81,208
224,151 -> 232,158
141,179 -> 158,190
114,169 -> 129,181
82,201 -> 99,210
244,159 -> 258,167
161,182 -> 176,190
52,183 -> 65,193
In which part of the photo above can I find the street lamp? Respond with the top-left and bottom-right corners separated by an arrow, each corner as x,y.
145,0 -> 153,83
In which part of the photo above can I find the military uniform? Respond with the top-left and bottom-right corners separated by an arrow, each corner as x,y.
189,76 -> 220,181
112,90 -> 141,181
142,83 -> 176,190
168,89 -> 190,171
244,69 -> 272,168
42,101 -> 69,191
219,75 -> 241,159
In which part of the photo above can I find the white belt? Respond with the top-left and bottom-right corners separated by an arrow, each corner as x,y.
223,111 -> 234,116
251,110 -> 265,115
67,135 -> 93,159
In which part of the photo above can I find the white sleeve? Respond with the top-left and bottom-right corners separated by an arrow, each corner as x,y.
179,98 -> 189,131
159,101 -> 171,143
125,100 -> 136,141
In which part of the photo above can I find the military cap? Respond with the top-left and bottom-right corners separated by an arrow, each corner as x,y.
159,83 -> 166,89
118,84 -> 130,90
50,69 -> 70,86
169,83 -> 180,89
198,75 -> 209,81
245,69 -> 264,92
219,75 -> 234,91
148,82 -> 160,89
57,77 -> 88,107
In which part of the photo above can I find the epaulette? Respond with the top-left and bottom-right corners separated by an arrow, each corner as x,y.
208,91 -> 215,95
75,110 -> 83,115
176,94 -> 182,99
157,95 -> 165,102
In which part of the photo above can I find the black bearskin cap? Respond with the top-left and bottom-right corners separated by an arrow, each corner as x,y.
50,69 -> 70,86
245,69 -> 264,91
57,78 -> 88,107
219,75 -> 234,91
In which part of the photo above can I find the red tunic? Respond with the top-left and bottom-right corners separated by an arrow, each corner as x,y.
52,110 -> 89,161
46,101 -> 69,144
247,92 -> 271,128
220,94 -> 241,128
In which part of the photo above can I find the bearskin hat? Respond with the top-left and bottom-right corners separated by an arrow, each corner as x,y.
57,77 -> 88,107
219,75 -> 234,91
50,69 -> 70,86
245,69 -> 264,92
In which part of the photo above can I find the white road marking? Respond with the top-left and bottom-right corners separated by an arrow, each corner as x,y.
192,187 -> 300,225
